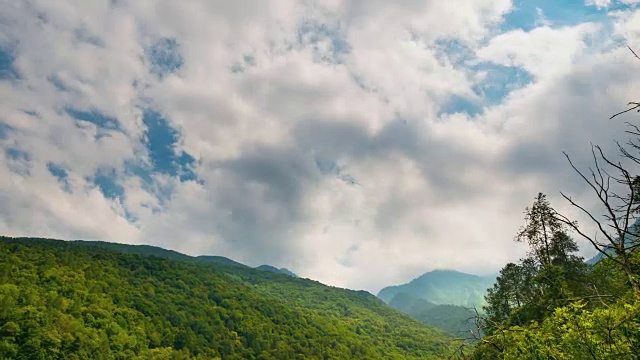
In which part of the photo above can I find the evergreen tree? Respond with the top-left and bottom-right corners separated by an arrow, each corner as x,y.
483,194 -> 587,333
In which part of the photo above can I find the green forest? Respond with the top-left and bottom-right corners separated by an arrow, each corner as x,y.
0,236 -> 457,360
387,293 -> 476,337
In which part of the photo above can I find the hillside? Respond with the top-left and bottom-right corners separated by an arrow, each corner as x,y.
0,237 -> 457,359
387,293 -> 476,337
378,270 -> 496,308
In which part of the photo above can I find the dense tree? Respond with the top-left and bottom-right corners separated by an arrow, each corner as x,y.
516,193 -> 566,267
0,237 -> 457,360
483,260 -> 535,331
472,250 -> 640,360
482,194 -> 589,336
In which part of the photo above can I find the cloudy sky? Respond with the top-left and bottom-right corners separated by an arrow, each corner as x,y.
1,0 -> 640,293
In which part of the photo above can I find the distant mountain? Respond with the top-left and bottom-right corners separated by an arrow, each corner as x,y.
0,236 -> 456,359
378,270 -> 496,308
255,264 -> 297,277
388,292 -> 476,337
585,219 -> 640,265
586,252 -> 604,265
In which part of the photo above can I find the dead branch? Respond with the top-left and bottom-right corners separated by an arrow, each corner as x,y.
628,45 -> 640,61
610,102 -> 640,120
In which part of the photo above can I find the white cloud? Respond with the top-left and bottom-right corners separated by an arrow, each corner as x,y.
1,1 -> 640,293
476,24 -> 600,81
586,0 -> 640,8
586,0 -> 613,8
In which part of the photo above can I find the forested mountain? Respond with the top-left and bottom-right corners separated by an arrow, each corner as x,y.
69,239 -> 295,275
0,236 -> 457,359
376,270 -> 493,337
387,293 -> 476,337
378,270 -> 496,308
69,240 -> 247,268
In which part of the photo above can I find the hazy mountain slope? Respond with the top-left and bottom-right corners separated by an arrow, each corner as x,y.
0,236 -> 457,359
585,218 -> 640,265
388,292 -> 476,337
378,270 -> 496,308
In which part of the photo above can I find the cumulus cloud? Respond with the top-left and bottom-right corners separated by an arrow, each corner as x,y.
1,0 -> 640,293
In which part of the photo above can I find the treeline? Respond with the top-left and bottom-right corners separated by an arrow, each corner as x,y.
0,237 -> 455,360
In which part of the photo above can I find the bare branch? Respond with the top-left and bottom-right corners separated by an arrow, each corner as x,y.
610,102 -> 640,120
624,122 -> 640,136
556,193 -> 622,266
628,45 -> 640,61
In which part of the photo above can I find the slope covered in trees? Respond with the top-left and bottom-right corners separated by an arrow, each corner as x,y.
0,236 -> 457,360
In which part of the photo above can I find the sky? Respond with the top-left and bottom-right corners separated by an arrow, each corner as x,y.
1,0 -> 640,293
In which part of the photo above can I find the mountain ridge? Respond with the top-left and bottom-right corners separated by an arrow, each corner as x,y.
378,269 -> 496,308
67,238 -> 298,276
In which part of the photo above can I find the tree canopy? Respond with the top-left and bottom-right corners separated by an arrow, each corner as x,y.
0,236 -> 457,360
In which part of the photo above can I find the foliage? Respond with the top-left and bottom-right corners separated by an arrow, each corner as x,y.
516,193 -> 568,267
472,195 -> 640,359
472,296 -> 640,360
0,236 -> 456,360
482,195 -> 591,332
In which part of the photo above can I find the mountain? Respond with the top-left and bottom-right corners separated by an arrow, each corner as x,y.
0,236 -> 457,359
586,252 -> 604,265
585,218 -> 640,265
73,239 -> 297,275
255,264 -> 297,277
377,270 -> 494,337
388,292 -> 476,337
378,270 -> 496,308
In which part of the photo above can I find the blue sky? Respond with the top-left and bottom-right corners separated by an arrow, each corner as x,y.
502,0 -> 609,31
0,0 -> 639,292
438,0 -> 636,117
